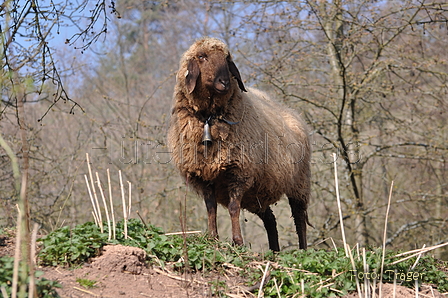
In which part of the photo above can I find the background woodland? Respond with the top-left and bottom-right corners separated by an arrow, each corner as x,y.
1,0 -> 447,258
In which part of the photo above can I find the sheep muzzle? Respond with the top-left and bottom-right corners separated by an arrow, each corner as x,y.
212,66 -> 231,94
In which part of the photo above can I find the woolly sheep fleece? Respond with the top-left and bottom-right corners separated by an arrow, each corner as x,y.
168,37 -> 311,250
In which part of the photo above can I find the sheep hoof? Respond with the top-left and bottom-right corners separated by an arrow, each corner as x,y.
232,237 -> 244,246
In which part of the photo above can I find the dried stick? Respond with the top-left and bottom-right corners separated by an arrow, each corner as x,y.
379,181 -> 394,298
91,211 -> 99,226
410,244 -> 425,271
272,278 -> 281,298
347,244 -> 362,298
362,248 -> 369,298
258,261 -> 270,298
333,153 -> 348,257
301,279 -> 305,297
11,206 -> 22,298
393,270 -> 397,298
86,153 -> 103,232
73,287 -> 99,297
96,172 -> 111,240
1,286 -> 8,298
392,242 -> 448,259
84,175 -> 99,225
119,170 -> 127,239
127,181 -> 132,217
28,223 -> 39,298
165,231 -> 202,236
107,169 -> 116,240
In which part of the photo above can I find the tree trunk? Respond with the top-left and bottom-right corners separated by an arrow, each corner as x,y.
325,0 -> 367,246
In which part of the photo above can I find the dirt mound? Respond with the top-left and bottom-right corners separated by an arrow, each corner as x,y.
91,244 -> 146,274
40,244 -> 247,297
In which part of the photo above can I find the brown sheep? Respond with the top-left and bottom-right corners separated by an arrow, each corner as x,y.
167,37 -> 311,251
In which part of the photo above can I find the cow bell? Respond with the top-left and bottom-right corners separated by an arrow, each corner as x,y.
202,122 -> 212,146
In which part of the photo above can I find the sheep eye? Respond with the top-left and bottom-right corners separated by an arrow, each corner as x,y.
198,53 -> 207,60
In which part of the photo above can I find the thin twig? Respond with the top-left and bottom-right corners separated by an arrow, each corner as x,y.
258,262 -> 270,298
362,248 -> 369,298
84,175 -> 99,225
96,172 -> 111,240
390,242 -> 448,265
28,223 -> 40,298
392,242 -> 448,258
379,181 -> 394,298
11,206 -> 21,298
333,153 -> 348,257
393,270 -> 397,298
347,244 -> 362,298
273,278 -> 281,298
86,153 -> 103,232
107,169 -> 116,240
127,181 -> 132,217
136,211 -> 149,229
1,286 -> 8,298
410,244 -> 425,271
164,231 -> 202,236
73,286 -> 99,297
119,170 -> 127,239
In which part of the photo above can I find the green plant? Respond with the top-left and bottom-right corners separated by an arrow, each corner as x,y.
38,222 -> 106,266
0,256 -> 61,297
248,248 -> 448,297
76,277 -> 98,289
37,220 -> 448,297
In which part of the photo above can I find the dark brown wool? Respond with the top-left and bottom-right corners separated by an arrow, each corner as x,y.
168,37 -> 311,251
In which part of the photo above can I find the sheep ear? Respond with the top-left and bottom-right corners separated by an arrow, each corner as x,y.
228,60 -> 247,92
186,59 -> 200,94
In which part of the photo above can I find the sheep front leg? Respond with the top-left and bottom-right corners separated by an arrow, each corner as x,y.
203,187 -> 218,239
228,188 -> 244,246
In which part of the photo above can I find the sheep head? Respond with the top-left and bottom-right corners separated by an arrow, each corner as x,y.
179,38 -> 247,99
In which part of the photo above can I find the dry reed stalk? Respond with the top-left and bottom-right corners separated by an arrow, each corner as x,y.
391,242 -> 448,264
415,279 -> 418,298
11,207 -> 21,298
362,248 -> 370,298
301,279 -> 305,297
119,170 -> 128,239
107,169 -> 116,240
347,244 -> 362,298
86,153 -> 103,232
28,223 -> 39,298
84,175 -> 100,225
410,244 -> 425,271
91,211 -> 99,226
273,278 -> 281,298
313,237 -> 338,252
379,181 -> 394,298
333,153 -> 348,257
1,286 -> 8,298
393,269 -> 397,298
258,261 -> 270,298
164,231 -> 202,236
127,181 -> 132,217
96,172 -> 112,240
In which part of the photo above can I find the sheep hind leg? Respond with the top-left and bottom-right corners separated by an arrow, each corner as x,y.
288,197 -> 308,249
256,207 -> 280,252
